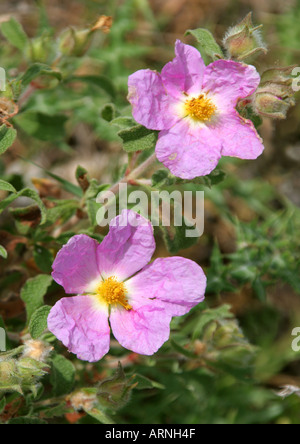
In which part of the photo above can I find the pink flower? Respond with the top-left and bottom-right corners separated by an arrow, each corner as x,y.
128,40 -> 264,179
48,210 -> 206,362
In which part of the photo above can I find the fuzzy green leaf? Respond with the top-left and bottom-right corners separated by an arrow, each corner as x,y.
50,355 -> 75,396
21,63 -> 62,88
20,275 -> 53,324
0,179 -> 17,193
29,306 -> 52,339
0,187 -> 47,224
118,125 -> 158,153
0,125 -> 17,155
186,28 -> 224,61
0,18 -> 28,51
0,245 -> 8,259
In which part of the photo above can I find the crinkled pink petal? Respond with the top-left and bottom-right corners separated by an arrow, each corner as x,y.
155,119 -> 222,179
128,69 -> 180,130
161,40 -> 206,99
47,296 -> 110,362
52,235 -> 101,294
219,113 -> 264,159
109,304 -> 172,355
127,257 -> 206,317
203,60 -> 260,110
97,209 -> 156,281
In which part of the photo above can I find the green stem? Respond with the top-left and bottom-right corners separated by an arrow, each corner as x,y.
108,152 -> 157,196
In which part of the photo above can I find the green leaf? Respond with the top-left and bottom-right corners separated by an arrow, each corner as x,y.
161,218 -> 200,254
152,169 -> 176,188
0,187 -> 47,224
192,305 -> 234,340
14,112 -> 68,142
33,245 -> 53,273
20,157 -> 83,198
111,116 -> 135,129
86,199 -> 101,228
21,63 -> 62,88
0,125 -> 17,155
20,275 -> 53,324
132,374 -> 165,390
118,125 -> 158,153
0,179 -> 17,193
0,18 -> 28,51
84,407 -> 115,425
50,355 -> 75,396
203,169 -> 227,188
46,200 -> 79,225
185,28 -> 224,61
0,245 -> 8,259
101,104 -> 116,122
29,305 -> 51,339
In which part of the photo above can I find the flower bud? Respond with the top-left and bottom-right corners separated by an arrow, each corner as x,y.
67,388 -> 97,412
223,12 -> 267,61
59,28 -> 92,57
252,66 -> 297,119
98,363 -> 135,409
260,66 -> 296,85
22,339 -> 53,363
58,16 -> 113,57
17,357 -> 49,385
0,360 -> 22,394
26,35 -> 53,63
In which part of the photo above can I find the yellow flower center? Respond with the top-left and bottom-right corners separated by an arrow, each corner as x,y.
97,276 -> 132,310
185,94 -> 216,122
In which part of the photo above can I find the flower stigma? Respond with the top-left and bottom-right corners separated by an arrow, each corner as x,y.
97,276 -> 132,310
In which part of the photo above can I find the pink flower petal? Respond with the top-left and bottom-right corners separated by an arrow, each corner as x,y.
155,119 -> 222,179
203,60 -> 260,110
219,113 -> 264,159
52,235 -> 101,294
161,40 -> 206,99
97,209 -> 156,281
127,257 -> 206,317
47,296 -> 110,362
110,304 -> 172,355
128,69 -> 180,130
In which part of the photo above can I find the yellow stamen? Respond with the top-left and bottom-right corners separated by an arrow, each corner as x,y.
185,94 -> 216,122
97,276 -> 132,310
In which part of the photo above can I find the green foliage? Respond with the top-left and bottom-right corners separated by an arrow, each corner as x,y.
21,63 -> 62,88
14,112 -> 68,142
20,275 -> 53,324
185,28 -> 224,61
0,245 -> 7,259
118,125 -> 158,153
0,180 -> 17,193
0,125 -> 17,155
50,355 -> 75,397
0,18 -> 29,52
0,188 -> 47,224
29,306 -> 52,339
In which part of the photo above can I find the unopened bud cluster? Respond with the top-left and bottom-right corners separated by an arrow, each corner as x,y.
223,13 -> 267,62
59,15 -> 113,57
0,340 -> 52,396
252,66 -> 297,119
